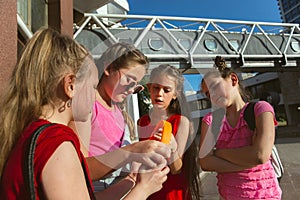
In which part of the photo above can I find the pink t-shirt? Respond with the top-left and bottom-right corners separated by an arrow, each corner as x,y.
202,101 -> 282,199
89,100 -> 125,156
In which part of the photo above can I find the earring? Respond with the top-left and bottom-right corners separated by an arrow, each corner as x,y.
58,101 -> 66,113
66,99 -> 72,108
58,99 -> 72,113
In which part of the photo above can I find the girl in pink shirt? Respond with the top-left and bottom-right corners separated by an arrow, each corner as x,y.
199,56 -> 282,199
71,43 -> 171,199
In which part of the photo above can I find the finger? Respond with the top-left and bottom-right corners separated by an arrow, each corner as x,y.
139,155 -> 167,172
131,161 -> 142,174
151,141 -> 171,158
161,166 -> 170,175
152,134 -> 162,141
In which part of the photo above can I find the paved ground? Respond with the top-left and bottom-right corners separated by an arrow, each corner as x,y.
199,134 -> 300,200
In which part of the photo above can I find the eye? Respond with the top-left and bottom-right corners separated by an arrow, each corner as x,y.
164,88 -> 171,93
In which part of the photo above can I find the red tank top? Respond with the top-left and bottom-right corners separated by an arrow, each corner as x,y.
137,114 -> 189,200
0,119 -> 94,199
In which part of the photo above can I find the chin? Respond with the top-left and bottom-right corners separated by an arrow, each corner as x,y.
153,104 -> 163,108
114,96 -> 125,103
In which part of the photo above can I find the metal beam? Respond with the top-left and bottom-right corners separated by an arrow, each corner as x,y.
74,13 -> 300,72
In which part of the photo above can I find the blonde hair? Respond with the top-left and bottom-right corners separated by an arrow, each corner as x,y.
0,28 -> 90,177
96,42 -> 148,79
97,43 -> 149,139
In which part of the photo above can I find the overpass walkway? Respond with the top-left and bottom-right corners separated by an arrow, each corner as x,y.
74,13 -> 300,73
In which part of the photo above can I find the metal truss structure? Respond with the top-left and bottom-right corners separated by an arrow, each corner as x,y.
74,13 -> 300,73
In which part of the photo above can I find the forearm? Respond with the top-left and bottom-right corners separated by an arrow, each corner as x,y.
122,185 -> 149,200
87,148 -> 130,180
214,146 -> 267,168
94,178 -> 135,200
200,153 -> 250,173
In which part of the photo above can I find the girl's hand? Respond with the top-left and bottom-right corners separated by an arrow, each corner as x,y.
126,140 -> 170,171
149,128 -> 163,141
136,166 -> 170,196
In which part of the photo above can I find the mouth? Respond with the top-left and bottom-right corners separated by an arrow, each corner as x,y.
154,99 -> 163,104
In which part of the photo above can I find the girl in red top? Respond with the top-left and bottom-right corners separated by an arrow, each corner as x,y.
0,28 -> 168,200
138,65 -> 201,200
0,28 -> 98,199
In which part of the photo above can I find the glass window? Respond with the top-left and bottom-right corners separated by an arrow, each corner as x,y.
291,41 -> 300,53
229,39 -> 239,52
148,38 -> 164,51
17,0 -> 29,25
204,39 -> 217,52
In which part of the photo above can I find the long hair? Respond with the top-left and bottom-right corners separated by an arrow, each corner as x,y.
96,42 -> 149,139
150,64 -> 201,200
0,28 -> 89,178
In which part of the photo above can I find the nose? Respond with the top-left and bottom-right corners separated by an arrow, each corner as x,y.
157,87 -> 164,96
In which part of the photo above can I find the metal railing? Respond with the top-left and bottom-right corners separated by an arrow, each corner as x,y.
73,13 -> 300,71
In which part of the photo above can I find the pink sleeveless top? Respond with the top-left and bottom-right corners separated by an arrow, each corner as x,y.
202,101 -> 282,199
89,100 -> 125,156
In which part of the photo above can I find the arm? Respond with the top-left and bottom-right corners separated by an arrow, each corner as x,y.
168,116 -> 190,174
69,119 -> 115,180
69,118 -> 91,157
199,122 -> 249,173
87,140 -> 171,180
70,118 -> 171,180
121,167 -> 170,200
42,142 -> 91,200
214,111 -> 275,167
93,175 -> 135,200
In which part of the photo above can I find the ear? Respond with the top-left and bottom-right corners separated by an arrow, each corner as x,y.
103,61 -> 112,76
63,73 -> 75,98
172,92 -> 177,100
230,73 -> 239,86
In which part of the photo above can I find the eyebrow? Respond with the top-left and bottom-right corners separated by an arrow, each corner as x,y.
126,73 -> 138,82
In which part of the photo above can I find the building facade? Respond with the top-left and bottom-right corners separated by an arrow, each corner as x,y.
277,0 -> 300,126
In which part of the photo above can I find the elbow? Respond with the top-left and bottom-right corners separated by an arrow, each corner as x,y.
199,159 -> 210,172
255,152 -> 270,165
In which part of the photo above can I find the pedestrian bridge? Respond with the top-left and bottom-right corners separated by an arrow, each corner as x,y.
74,13 -> 300,74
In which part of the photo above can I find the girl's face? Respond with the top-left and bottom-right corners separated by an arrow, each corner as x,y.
202,75 -> 232,108
106,62 -> 146,103
148,74 -> 177,111
72,59 -> 99,122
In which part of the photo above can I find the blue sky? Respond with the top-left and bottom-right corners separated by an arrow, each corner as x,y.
127,0 -> 282,92
127,0 -> 281,22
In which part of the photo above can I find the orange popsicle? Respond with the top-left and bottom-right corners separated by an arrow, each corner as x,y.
160,120 -> 172,144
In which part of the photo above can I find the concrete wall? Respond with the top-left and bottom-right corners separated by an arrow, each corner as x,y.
0,0 -> 17,94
